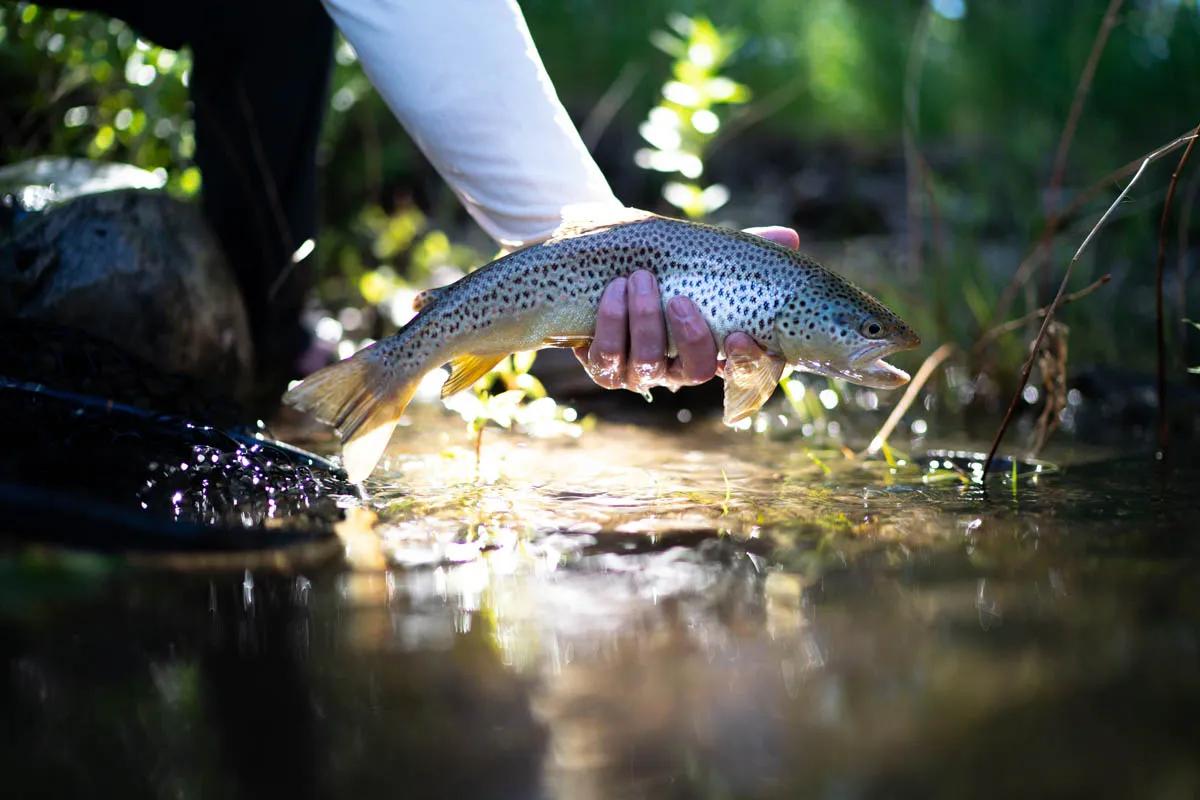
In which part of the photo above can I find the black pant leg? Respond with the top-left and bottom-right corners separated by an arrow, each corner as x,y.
37,0 -> 334,402
189,1 -> 334,398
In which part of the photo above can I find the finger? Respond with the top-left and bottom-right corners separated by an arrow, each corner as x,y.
717,331 -> 764,377
743,226 -> 799,251
626,270 -> 667,387
583,277 -> 628,389
665,296 -> 718,386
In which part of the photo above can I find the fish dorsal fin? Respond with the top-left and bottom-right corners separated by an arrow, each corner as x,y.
441,354 -> 506,397
722,349 -> 787,425
546,204 -> 656,243
412,285 -> 448,312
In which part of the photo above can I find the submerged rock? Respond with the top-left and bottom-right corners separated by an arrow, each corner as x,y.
0,158 -> 252,398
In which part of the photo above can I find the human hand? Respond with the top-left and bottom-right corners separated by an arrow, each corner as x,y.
574,226 -> 800,392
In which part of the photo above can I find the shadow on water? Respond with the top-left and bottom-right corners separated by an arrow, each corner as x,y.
2,405 -> 1199,799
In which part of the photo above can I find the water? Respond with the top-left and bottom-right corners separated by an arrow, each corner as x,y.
3,408 -> 1198,799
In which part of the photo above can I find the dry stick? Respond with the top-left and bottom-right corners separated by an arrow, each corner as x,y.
990,0 -> 1125,327
709,78 -> 805,155
902,4 -> 933,276
866,343 -> 957,456
1040,0 -> 1124,299
1046,0 -> 1124,209
990,153 -> 1134,329
1177,167 -> 1200,370
974,274 -> 1111,351
1153,121 -> 1200,452
982,132 -> 1199,478
580,62 -> 645,150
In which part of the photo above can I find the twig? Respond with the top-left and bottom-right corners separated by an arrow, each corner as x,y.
988,0 -> 1126,327
982,131 -> 1199,478
974,274 -> 1111,351
1154,120 -> 1200,453
1177,166 -> 1200,370
1040,0 -> 1123,300
866,342 -> 957,456
708,78 -> 805,155
987,126 -> 1199,334
902,4 -> 932,276
1046,0 -> 1124,211
580,62 -> 645,149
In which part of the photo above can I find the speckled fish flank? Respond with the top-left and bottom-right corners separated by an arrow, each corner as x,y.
284,209 -> 920,482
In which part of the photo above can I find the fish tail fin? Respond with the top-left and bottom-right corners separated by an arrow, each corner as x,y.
283,347 -> 419,483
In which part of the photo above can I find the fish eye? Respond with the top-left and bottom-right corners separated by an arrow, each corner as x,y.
860,318 -> 886,339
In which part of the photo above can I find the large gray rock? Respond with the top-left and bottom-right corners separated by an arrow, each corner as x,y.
0,159 -> 252,396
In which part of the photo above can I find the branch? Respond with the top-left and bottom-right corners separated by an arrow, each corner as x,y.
973,274 -> 1111,352
982,131 -> 1199,478
1154,120 -> 1200,453
1046,0 -> 1124,207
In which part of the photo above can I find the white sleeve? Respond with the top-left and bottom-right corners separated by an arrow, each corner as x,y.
322,0 -> 620,248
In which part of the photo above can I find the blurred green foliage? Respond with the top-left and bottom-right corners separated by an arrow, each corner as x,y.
0,3 -> 199,195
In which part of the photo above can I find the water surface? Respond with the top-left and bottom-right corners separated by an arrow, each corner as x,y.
3,409 -> 1198,798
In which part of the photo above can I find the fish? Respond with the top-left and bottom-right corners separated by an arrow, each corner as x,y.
284,207 -> 920,482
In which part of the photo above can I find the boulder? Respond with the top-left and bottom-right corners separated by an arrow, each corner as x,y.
0,158 -> 252,397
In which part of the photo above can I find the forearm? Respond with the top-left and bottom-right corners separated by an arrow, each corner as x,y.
323,0 -> 619,247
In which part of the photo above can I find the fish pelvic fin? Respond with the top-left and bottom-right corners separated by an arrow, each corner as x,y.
283,346 -> 418,483
441,354 -> 506,397
722,350 -> 787,425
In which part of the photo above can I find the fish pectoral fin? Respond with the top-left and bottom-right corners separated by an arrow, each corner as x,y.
542,335 -> 593,349
441,354 -> 507,397
722,350 -> 787,425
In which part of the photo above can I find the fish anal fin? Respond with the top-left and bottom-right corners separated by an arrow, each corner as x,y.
722,350 -> 787,425
547,204 -> 656,243
442,354 -> 506,397
543,335 -> 593,349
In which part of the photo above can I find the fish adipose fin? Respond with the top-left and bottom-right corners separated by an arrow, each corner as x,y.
441,354 -> 506,397
283,347 -> 417,483
547,204 -> 655,242
722,350 -> 787,425
412,286 -> 448,312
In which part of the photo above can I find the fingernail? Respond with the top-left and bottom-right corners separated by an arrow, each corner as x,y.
667,296 -> 689,318
631,271 -> 654,295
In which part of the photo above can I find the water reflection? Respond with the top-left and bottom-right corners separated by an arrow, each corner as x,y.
3,410 -> 1199,798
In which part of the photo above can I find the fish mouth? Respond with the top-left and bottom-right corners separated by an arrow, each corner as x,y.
791,340 -> 917,390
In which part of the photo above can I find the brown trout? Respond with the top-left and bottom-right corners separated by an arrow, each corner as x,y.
285,208 -> 920,481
